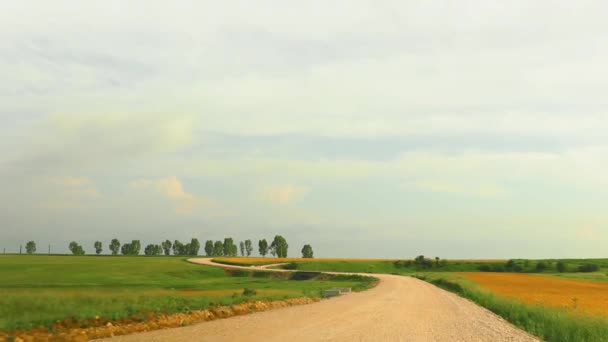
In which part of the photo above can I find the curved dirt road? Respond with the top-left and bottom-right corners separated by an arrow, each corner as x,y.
107,258 -> 538,342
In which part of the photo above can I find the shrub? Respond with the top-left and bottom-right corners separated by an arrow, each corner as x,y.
283,262 -> 299,270
414,255 -> 434,269
478,265 -> 492,272
578,264 -> 599,273
393,260 -> 412,268
535,262 -> 547,272
505,260 -> 516,271
242,288 -> 257,296
491,264 -> 505,272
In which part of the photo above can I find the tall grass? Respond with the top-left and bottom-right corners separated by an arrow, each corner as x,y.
416,275 -> 608,342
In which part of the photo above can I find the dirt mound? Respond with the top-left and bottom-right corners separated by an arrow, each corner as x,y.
0,298 -> 317,342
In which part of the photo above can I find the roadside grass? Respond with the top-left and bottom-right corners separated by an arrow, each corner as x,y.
415,272 -> 608,342
0,255 -> 374,332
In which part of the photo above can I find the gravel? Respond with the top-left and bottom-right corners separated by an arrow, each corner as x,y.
105,259 -> 540,342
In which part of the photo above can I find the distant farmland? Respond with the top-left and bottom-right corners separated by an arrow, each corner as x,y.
460,272 -> 608,317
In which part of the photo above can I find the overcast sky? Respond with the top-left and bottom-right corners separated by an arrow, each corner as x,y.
2,1 -> 608,258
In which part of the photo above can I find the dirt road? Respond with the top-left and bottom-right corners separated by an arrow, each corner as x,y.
106,259 -> 538,342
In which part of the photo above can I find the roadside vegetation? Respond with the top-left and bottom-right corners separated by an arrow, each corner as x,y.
414,273 -> 608,342
0,255 -> 375,333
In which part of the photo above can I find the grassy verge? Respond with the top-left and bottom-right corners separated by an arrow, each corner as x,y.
0,255 -> 374,332
414,273 -> 608,342
211,258 -> 281,266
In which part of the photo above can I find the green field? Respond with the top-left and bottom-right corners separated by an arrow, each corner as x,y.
213,258 -> 505,273
0,255 -> 375,332
213,257 -> 608,275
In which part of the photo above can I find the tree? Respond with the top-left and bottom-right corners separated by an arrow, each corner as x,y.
231,244 -> 238,256
189,238 -> 200,256
213,240 -> 224,256
536,262 -> 547,272
270,235 -> 288,258
25,241 -> 36,254
94,241 -> 102,255
120,240 -> 141,255
130,240 -> 141,255
204,240 -> 214,256
69,241 -> 85,255
435,257 -> 440,267
173,240 -> 183,255
109,239 -> 120,255
239,241 -> 245,256
245,239 -> 253,256
556,261 -> 566,273
223,238 -> 236,256
161,240 -> 172,255
578,264 -> 599,272
301,244 -> 313,258
144,244 -> 163,256
121,243 -> 131,255
413,255 -> 433,269
505,259 -> 516,271
258,239 -> 268,257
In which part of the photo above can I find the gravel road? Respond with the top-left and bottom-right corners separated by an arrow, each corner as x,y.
105,258 -> 539,342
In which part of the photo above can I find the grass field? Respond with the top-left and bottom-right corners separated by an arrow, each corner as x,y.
415,272 -> 608,342
0,255 -> 375,332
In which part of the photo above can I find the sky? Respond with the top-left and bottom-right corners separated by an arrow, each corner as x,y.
1,1 -> 608,258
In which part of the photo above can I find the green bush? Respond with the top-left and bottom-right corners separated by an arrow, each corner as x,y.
478,265 -> 492,272
535,262 -> 547,272
242,288 -> 257,296
491,264 -> 505,272
578,264 -> 599,273
282,262 -> 299,270
393,260 -> 412,268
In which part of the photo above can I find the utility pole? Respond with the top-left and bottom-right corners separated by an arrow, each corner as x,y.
20,245 -> 22,254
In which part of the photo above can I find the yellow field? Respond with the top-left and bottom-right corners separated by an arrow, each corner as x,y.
460,272 -> 608,317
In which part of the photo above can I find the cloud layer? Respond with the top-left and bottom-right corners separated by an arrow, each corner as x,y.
1,1 -> 608,257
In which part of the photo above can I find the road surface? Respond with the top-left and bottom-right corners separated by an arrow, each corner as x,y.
106,258 -> 538,342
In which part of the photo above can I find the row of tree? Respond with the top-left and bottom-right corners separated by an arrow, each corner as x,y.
20,236 -> 312,258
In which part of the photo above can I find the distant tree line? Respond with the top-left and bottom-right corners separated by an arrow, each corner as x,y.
16,235 -> 310,258
478,259 -> 601,274
393,255 -> 446,270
